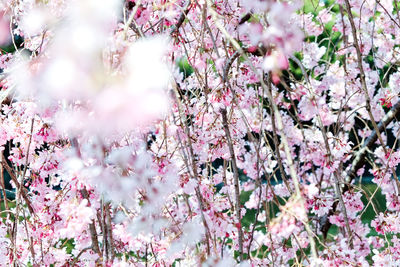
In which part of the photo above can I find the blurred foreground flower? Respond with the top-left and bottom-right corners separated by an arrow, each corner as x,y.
11,0 -> 171,137
0,11 -> 9,45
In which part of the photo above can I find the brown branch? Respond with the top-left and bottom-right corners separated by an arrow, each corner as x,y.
221,108 -> 244,260
343,0 -> 391,163
264,76 -> 319,259
270,104 -> 294,195
223,51 -> 240,84
70,246 -> 92,266
171,81 -> 213,256
2,160 -> 34,214
170,0 -> 192,36
223,45 -> 269,84
291,54 -> 353,246
80,189 -> 102,258
106,202 -> 116,260
0,153 -> 10,214
321,100 -> 400,237
70,139 -> 102,259
238,12 -> 252,25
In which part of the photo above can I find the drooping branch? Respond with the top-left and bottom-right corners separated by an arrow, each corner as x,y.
346,100 -> 400,183
343,0 -> 389,160
209,3 -> 319,257
171,80 -> 214,256
221,108 -> 244,261
222,51 -> 240,84
223,46 -> 268,83
170,0 -> 192,36
1,159 -> 34,214
321,100 -> 400,237
80,188 -> 102,257
291,54 -> 353,246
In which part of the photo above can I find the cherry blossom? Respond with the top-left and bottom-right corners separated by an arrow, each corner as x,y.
1,0 -> 400,265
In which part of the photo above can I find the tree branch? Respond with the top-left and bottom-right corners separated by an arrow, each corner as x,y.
321,100 -> 400,237
170,1 -> 192,36
221,108 -> 244,261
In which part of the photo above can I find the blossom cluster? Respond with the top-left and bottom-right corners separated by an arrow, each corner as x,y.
0,0 -> 400,266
